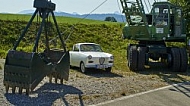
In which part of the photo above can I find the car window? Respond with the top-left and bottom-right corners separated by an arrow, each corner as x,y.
80,44 -> 103,52
94,45 -> 103,52
73,45 -> 79,51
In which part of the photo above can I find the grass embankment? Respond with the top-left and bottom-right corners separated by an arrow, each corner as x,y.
0,13 -> 189,74
0,13 -> 135,72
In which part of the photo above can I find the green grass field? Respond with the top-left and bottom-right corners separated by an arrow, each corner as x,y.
0,13 -> 122,25
0,13 -> 131,72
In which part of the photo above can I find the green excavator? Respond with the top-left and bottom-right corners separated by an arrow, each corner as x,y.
120,0 -> 188,72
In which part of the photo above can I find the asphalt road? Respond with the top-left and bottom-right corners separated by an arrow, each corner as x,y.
93,82 -> 190,106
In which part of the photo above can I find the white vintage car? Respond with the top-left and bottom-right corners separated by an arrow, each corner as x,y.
69,43 -> 114,73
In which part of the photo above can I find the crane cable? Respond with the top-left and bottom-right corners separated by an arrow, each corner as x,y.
75,0 -> 108,25
144,0 -> 152,13
49,0 -> 109,44
117,0 -> 125,22
65,0 -> 108,42
143,0 -> 149,13
147,0 -> 152,12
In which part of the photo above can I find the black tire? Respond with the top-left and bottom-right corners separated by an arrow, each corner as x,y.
105,67 -> 112,72
167,47 -> 172,68
137,47 -> 146,71
179,48 -> 188,72
170,48 -> 180,72
127,44 -> 131,66
128,46 -> 138,71
80,62 -> 87,73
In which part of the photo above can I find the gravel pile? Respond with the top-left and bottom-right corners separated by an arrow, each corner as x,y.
0,69 -> 170,106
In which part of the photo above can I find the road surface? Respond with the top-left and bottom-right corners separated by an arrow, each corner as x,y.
93,82 -> 190,106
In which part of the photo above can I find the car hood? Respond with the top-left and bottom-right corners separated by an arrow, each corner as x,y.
81,52 -> 112,57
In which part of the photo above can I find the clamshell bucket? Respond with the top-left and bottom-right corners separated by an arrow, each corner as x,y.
4,50 -> 70,95
3,0 -> 70,95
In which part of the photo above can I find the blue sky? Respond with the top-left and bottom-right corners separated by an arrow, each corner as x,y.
0,0 -> 166,14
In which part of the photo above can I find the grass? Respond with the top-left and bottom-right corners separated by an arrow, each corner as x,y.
0,13 -> 122,25
0,13 -> 31,21
0,13 -> 128,72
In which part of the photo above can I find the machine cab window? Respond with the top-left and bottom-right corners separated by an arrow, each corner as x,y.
175,9 -> 182,26
153,5 -> 169,26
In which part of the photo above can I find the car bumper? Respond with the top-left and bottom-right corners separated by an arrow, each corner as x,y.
85,64 -> 113,69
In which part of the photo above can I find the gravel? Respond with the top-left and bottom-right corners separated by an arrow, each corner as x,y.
0,67 -> 172,106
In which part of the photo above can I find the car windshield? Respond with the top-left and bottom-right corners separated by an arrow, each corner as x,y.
80,44 -> 103,52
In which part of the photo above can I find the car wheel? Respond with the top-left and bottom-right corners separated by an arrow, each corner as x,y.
80,62 -> 86,73
105,67 -> 112,72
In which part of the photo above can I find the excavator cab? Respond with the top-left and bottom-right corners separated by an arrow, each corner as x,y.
151,2 -> 186,40
3,0 -> 70,95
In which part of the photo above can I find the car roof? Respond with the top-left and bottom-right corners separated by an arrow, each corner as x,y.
76,43 -> 99,45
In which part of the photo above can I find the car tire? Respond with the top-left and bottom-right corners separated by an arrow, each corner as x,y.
80,62 -> 87,73
105,67 -> 112,72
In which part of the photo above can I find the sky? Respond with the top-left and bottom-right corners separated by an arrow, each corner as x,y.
0,0 -> 167,14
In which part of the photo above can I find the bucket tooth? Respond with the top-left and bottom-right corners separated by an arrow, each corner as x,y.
60,78 -> 63,84
48,74 -> 53,83
18,87 -> 23,94
55,78 -> 58,84
26,88 -> 29,96
55,73 -> 58,84
5,84 -> 9,93
12,86 -> 16,94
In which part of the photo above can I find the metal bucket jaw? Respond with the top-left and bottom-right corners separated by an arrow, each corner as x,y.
4,50 -> 70,95
44,49 -> 70,82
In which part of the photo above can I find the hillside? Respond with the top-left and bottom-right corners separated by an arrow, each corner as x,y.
0,14 -> 134,71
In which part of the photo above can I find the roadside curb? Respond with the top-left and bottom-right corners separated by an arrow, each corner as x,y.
91,81 -> 190,106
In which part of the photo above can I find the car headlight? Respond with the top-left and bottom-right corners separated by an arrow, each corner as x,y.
110,56 -> 114,59
88,55 -> 92,59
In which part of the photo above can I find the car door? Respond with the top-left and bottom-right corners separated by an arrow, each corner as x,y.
70,44 -> 81,67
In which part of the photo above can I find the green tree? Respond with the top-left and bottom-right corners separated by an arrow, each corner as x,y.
104,17 -> 117,22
